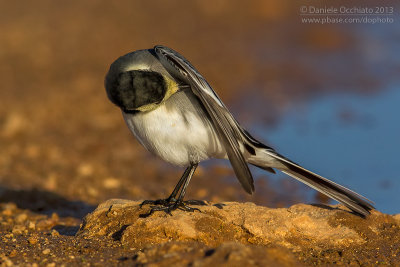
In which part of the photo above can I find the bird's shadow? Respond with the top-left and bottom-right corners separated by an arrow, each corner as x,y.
0,186 -> 96,236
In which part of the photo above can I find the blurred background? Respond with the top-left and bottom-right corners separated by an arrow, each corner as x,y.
0,0 -> 399,217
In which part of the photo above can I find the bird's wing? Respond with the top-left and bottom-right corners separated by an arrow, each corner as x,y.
154,45 -> 255,193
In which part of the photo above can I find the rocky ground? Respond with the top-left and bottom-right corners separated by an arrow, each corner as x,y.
1,1 -> 399,266
1,199 -> 399,266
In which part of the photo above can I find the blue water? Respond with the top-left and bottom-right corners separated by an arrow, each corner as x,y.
254,86 -> 400,214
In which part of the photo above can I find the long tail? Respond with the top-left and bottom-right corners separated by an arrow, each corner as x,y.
248,149 -> 375,217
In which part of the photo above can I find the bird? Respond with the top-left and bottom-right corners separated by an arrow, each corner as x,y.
104,45 -> 374,217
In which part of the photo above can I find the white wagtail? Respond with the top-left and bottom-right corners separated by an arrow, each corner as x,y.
105,45 -> 374,217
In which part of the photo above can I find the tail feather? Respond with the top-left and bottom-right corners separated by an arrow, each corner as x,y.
249,150 -> 374,217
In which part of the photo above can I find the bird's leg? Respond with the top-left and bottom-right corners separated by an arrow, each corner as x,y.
140,164 -> 206,217
139,166 -> 191,207
169,164 -> 205,211
165,166 -> 192,202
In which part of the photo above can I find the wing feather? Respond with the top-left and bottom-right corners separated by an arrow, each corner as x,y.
154,45 -> 254,193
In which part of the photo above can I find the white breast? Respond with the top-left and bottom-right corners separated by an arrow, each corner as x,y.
122,90 -> 226,166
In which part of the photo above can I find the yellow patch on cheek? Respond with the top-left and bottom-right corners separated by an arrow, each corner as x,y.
163,76 -> 180,101
136,103 -> 160,112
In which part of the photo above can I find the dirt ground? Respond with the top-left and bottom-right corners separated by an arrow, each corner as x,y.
0,1 -> 398,265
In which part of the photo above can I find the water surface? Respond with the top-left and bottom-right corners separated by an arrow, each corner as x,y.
256,86 -> 400,214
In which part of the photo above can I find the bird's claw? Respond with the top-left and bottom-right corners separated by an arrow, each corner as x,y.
139,198 -> 176,208
139,198 -> 206,217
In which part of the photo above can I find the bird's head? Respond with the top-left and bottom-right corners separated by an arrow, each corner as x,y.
105,49 -> 179,113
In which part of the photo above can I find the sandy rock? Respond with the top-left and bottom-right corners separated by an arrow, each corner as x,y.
1,113 -> 26,137
394,214 -> 400,226
0,255 -> 13,267
28,236 -> 38,245
103,177 -> 121,189
126,241 -> 301,267
192,242 -> 301,267
77,200 -> 366,247
78,199 -> 400,265
14,213 -> 28,223
11,225 -> 26,234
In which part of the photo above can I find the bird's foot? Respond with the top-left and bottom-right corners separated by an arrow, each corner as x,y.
139,198 -> 207,218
